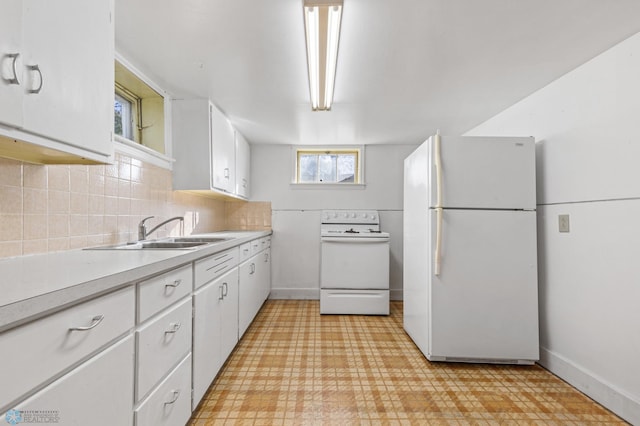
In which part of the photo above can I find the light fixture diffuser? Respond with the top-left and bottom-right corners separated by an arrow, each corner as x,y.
303,0 -> 343,111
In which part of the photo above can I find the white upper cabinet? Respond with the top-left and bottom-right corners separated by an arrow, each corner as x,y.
235,130 -> 251,198
0,0 -> 114,164
172,99 -> 250,199
0,0 -> 23,129
210,103 -> 236,193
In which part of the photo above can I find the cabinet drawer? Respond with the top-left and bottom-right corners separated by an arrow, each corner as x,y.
194,247 -> 239,289
239,242 -> 252,262
0,286 -> 134,410
250,238 -> 262,256
135,354 -> 192,426
138,264 -> 192,323
260,236 -> 271,251
13,335 -> 135,426
136,298 -> 192,401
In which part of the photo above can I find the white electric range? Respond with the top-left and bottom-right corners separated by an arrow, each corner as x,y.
319,210 -> 390,315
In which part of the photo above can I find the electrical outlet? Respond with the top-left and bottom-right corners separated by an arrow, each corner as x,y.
558,214 -> 570,233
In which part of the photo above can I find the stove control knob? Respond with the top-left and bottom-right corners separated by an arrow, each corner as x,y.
362,213 -> 367,218
351,213 -> 356,218
333,212 -> 338,218
343,212 -> 349,218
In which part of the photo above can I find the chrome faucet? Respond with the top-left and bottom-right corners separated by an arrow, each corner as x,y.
138,216 -> 184,241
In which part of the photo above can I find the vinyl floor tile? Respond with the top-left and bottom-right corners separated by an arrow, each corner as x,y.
189,300 -> 627,425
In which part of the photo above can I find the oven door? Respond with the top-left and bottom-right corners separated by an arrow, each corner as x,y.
320,237 -> 389,290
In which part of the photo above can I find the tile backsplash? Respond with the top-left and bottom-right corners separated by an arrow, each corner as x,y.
0,154 -> 271,259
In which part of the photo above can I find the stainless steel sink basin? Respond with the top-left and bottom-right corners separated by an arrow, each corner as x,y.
84,236 -> 229,250
140,241 -> 206,249
170,237 -> 229,243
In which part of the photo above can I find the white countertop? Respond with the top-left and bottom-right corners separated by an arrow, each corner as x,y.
0,231 -> 271,332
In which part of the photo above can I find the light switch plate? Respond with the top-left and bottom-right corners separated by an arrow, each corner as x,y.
558,214 -> 570,233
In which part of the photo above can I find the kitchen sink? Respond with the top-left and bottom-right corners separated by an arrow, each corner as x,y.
170,237 -> 229,244
85,236 -> 230,250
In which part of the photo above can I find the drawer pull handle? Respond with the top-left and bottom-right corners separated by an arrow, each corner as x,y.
243,248 -> 249,253
69,315 -> 104,331
165,279 -> 182,289
250,263 -> 256,274
7,53 -> 20,85
27,64 -> 43,94
164,389 -> 180,405
222,282 -> 228,297
219,284 -> 224,300
165,322 -> 181,334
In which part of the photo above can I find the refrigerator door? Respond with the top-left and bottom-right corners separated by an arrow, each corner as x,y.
403,143 -> 431,355
428,209 -> 539,362
429,136 -> 536,210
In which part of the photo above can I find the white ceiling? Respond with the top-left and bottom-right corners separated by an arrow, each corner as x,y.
115,0 -> 640,146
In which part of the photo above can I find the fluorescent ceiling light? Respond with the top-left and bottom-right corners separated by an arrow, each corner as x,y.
303,0 -> 343,111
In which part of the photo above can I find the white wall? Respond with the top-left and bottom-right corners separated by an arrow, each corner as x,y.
467,32 -> 640,424
251,144 -> 418,300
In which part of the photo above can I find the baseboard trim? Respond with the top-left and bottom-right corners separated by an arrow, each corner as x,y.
539,347 -> 640,424
270,288 -> 403,301
390,288 -> 403,301
269,288 -> 319,300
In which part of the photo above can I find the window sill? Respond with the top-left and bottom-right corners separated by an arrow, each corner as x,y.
289,183 -> 366,190
114,135 -> 175,170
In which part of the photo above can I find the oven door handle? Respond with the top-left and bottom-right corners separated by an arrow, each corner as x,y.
321,237 -> 389,243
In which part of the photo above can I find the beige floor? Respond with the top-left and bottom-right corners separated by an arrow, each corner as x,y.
189,300 -> 626,425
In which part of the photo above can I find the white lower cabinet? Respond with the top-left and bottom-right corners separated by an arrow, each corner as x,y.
13,335 -> 135,426
2,234 -> 271,426
192,265 -> 239,409
135,354 -> 192,426
239,243 -> 271,338
0,286 -> 135,411
258,248 -> 272,303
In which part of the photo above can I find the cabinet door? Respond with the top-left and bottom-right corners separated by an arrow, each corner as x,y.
235,131 -> 250,198
258,248 -> 271,303
11,335 -> 134,426
220,272 -> 239,360
21,0 -> 113,156
0,0 -> 23,128
210,103 -> 236,192
192,277 -> 223,408
238,258 -> 259,338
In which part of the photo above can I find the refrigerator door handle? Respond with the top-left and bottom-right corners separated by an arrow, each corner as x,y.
434,132 -> 443,208
434,207 -> 443,276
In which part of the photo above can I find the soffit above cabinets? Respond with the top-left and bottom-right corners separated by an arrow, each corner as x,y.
115,0 -> 640,146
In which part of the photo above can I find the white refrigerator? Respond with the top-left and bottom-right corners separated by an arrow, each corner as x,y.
403,134 -> 539,364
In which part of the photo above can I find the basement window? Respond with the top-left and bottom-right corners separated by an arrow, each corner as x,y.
114,59 -> 165,155
294,147 -> 363,184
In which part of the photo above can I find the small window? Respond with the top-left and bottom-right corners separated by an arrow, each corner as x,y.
114,91 -> 135,140
296,148 -> 361,183
114,60 -> 165,154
